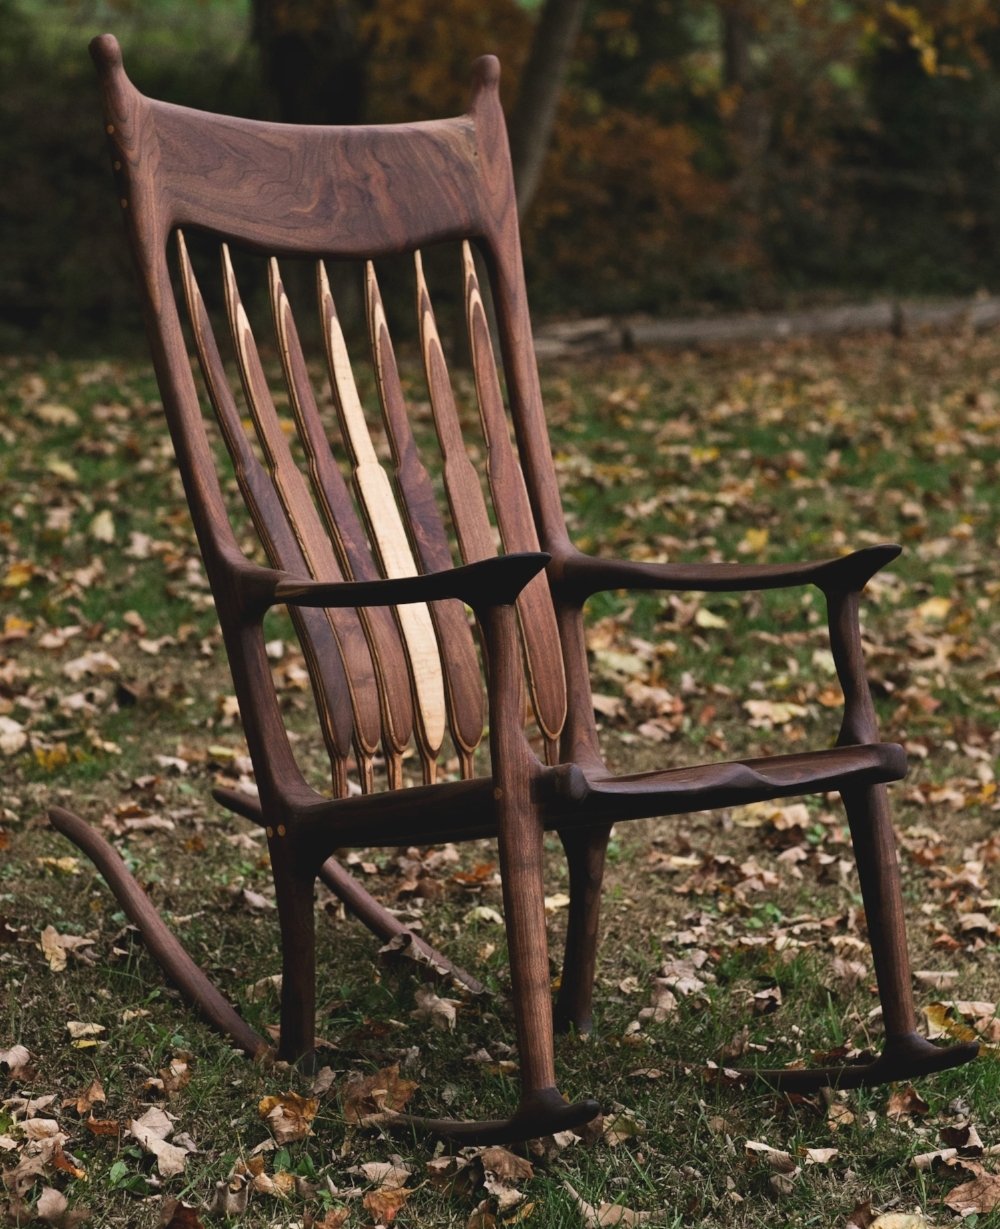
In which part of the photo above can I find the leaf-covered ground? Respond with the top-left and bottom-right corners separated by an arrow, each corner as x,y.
2,327 -> 1000,1228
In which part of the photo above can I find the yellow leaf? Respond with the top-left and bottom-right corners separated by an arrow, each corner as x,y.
738,527 -> 769,555
36,856 -> 80,875
694,607 -> 727,629
916,596 -> 951,621
46,458 -> 79,482
2,561 -> 34,589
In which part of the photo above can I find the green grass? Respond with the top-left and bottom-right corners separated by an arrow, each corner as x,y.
3,328 -> 1000,1226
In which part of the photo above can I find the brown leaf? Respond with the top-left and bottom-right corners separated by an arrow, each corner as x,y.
844,1201 -> 874,1229
943,1162 -> 1000,1214
478,1147 -> 533,1185
36,1188 -> 67,1223
35,1184 -> 89,1228
64,1021 -> 104,1041
0,1044 -> 32,1079
466,1200 -> 498,1229
410,985 -> 460,1032
362,1186 -> 410,1224
349,1161 -> 412,1189
258,1092 -> 318,1143
83,1118 -> 120,1138
206,1174 -> 249,1218
66,1079 -> 106,1116
426,1155 -> 475,1197
886,1086 -> 929,1120
602,1110 -> 644,1147
312,1211 -> 351,1229
149,1054 -> 192,1099
341,1065 -> 418,1123
940,1121 -> 984,1152
41,930 -> 95,973
159,1199 -> 205,1228
745,1140 -> 798,1174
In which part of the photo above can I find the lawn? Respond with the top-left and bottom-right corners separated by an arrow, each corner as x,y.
2,323 -> 1000,1228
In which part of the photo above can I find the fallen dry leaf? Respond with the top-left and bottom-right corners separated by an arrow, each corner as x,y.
129,1106 -> 190,1178
466,1200 -> 498,1229
64,1022 -> 104,1041
258,1091 -> 318,1143
349,1160 -> 413,1189
886,1086 -> 929,1120
563,1180 -> 651,1227
41,930 -> 96,973
66,1079 -> 106,1116
411,984 -> 460,1032
869,1216 -> 933,1229
0,1045 -> 32,1079
602,1109 -> 644,1147
312,1210 -> 350,1229
479,1147 -> 533,1185
0,716 -> 27,756
159,1199 -> 205,1228
745,1140 -> 798,1174
206,1173 -> 249,1218
363,1186 -> 410,1223
341,1064 -> 418,1123
942,1160 -> 1000,1215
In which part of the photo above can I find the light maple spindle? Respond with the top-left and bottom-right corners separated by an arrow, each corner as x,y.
318,261 -> 447,781
66,36 -> 978,1149
269,259 -> 416,786
462,242 -> 567,763
365,261 -> 485,774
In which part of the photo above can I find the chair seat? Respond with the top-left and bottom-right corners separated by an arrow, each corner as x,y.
272,741 -> 907,853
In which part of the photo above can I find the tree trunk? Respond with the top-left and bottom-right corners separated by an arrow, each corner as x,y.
507,0 -> 587,218
251,0 -> 368,125
719,1 -> 770,214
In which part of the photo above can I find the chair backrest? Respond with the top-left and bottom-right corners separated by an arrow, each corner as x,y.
92,35 -> 596,802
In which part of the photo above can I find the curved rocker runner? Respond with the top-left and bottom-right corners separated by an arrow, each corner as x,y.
58,33 -> 978,1145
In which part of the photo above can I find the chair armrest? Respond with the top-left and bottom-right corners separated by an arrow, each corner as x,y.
550,543 -> 901,602
232,552 -> 550,614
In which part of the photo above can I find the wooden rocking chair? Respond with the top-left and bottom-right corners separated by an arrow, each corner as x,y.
53,33 -> 976,1145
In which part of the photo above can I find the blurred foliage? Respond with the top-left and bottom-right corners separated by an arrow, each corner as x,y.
2,0 -> 1000,350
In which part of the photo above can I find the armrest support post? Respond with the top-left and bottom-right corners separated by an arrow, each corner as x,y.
824,586 -> 880,747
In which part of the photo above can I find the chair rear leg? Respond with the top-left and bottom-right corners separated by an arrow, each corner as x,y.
554,825 -> 611,1034
271,841 -> 317,1065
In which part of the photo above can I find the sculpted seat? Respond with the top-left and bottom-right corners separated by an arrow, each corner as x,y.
50,33 -> 976,1145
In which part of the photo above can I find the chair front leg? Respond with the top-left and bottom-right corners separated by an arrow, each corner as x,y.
751,783 -> 978,1091
838,783 -> 976,1077
270,836 -> 317,1066
496,790 -> 560,1099
554,824 -> 611,1034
